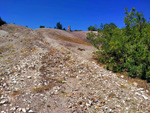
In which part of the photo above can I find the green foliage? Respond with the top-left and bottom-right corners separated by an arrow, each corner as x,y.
87,7 -> 150,82
40,25 -> 45,28
88,24 -> 98,31
0,17 -> 7,26
56,22 -> 62,29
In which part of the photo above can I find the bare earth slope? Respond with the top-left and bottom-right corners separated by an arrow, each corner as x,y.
0,24 -> 150,113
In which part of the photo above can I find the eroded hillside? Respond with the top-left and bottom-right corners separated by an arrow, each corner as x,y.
0,24 -> 150,113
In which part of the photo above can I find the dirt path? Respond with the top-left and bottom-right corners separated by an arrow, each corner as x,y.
0,24 -> 150,113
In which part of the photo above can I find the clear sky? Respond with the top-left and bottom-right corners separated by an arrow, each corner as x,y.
0,0 -> 150,31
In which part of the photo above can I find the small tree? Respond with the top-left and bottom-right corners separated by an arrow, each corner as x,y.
56,22 -> 62,29
0,17 -> 6,26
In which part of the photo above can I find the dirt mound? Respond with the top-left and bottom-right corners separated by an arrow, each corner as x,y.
0,24 -> 150,113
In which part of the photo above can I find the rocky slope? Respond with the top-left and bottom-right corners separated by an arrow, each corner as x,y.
0,24 -> 150,113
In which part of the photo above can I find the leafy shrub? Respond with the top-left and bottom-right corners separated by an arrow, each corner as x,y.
87,7 -> 150,82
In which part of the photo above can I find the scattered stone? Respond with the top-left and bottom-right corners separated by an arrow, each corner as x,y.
137,88 -> 144,91
27,76 -> 32,79
22,108 -> 26,112
133,82 -> 138,87
121,75 -> 124,78
28,109 -> 34,113
17,108 -> 22,112
135,92 -> 141,96
10,107 -> 16,111
0,99 -> 9,106
142,95 -> 148,100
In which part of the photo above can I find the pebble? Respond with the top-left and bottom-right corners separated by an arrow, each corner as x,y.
121,75 -> 124,78
22,108 -> 26,112
135,92 -> 141,96
28,109 -> 34,113
27,76 -> 32,79
142,95 -> 148,100
0,99 -> 8,105
133,82 -> 138,87
10,107 -> 16,111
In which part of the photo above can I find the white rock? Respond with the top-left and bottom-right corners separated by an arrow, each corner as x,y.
135,92 -> 141,96
22,108 -> 26,112
109,109 -> 112,112
28,109 -> 34,113
0,99 -> 8,105
10,107 -> 16,111
86,103 -> 90,107
13,80 -> 17,84
3,83 -> 6,87
137,88 -> 144,91
142,95 -> 148,100
17,108 -> 22,112
116,105 -> 121,108
121,75 -> 124,78
27,76 -> 32,79
133,82 -> 138,87
89,100 -> 92,106
125,107 -> 129,110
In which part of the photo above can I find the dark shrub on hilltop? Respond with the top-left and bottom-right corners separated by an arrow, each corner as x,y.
56,22 -> 62,30
40,25 -> 45,28
87,7 -> 150,82
0,17 -> 7,26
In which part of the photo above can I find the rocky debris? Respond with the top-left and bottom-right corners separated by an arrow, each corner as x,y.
0,24 -> 150,112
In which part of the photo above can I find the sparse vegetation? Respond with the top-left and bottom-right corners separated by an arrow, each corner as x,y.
57,34 -> 91,46
11,90 -> 22,96
32,84 -> 56,93
87,7 -> 150,82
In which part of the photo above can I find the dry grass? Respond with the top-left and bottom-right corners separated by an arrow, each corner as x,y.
5,59 -> 12,62
32,83 -> 56,93
57,34 -> 91,46
130,101 -> 137,105
49,49 -> 55,56
11,90 -> 22,96
120,84 -> 127,89
0,45 -> 14,53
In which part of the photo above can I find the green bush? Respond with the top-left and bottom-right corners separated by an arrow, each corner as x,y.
0,17 -> 6,26
87,7 -> 150,82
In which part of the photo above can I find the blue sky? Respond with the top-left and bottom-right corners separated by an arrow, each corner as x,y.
0,0 -> 150,31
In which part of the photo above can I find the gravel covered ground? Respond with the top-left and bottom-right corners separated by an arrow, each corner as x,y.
0,24 -> 150,113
